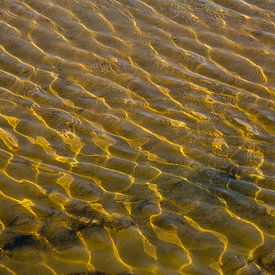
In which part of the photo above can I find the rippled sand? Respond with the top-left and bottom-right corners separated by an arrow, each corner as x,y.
0,0 -> 274,274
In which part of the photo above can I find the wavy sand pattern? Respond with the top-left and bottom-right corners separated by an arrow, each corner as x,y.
0,0 -> 274,274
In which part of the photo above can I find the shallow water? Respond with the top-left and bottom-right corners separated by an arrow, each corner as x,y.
0,0 -> 274,274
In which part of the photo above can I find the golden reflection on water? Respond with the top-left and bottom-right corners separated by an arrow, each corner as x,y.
0,0 -> 274,274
